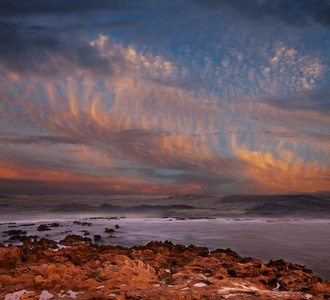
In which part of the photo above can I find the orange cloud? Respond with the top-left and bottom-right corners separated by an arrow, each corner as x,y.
0,160 -> 202,195
234,148 -> 329,194
0,36 -> 329,195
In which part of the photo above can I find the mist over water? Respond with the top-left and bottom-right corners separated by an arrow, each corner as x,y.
0,194 -> 330,280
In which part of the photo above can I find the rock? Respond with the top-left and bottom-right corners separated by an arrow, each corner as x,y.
73,221 -> 92,226
4,229 -> 27,235
105,228 -> 115,233
59,235 -> 91,245
34,275 -> 43,285
0,239 -> 329,300
37,224 -> 51,231
94,235 -> 102,241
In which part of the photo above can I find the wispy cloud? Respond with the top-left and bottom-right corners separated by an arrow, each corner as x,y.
0,1 -> 329,194
261,86 -> 330,115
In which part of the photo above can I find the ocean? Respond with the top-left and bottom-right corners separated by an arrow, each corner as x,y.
0,194 -> 329,281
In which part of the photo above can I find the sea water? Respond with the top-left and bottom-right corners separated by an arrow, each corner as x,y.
0,194 -> 329,280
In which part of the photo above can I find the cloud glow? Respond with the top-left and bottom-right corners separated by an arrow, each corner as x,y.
0,1 -> 329,194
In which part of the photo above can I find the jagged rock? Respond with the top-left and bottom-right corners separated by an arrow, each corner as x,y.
0,238 -> 329,299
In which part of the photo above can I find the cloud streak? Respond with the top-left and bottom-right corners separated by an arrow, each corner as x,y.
0,1 -> 329,194
262,86 -> 330,115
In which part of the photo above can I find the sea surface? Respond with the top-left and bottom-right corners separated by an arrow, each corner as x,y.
0,194 -> 330,281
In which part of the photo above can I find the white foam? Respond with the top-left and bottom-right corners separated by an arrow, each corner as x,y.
67,290 -> 83,298
59,290 -> 84,298
272,282 -> 280,291
193,283 -> 207,287
4,290 -> 34,300
96,285 -> 105,289
218,283 -> 261,293
108,294 -> 117,297
39,290 -> 54,299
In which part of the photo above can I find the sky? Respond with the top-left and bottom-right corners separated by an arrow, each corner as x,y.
0,0 -> 329,195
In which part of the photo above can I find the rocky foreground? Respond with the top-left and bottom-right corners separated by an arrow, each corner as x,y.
0,236 -> 329,299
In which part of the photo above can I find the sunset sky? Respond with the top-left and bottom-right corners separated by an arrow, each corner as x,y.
0,0 -> 329,195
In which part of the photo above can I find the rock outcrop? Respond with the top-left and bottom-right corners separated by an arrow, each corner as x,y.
0,238 -> 329,299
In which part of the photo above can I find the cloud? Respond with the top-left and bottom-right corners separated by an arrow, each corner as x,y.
0,21 -> 126,77
0,133 -> 88,145
195,0 -> 330,28
148,76 -> 205,91
234,148 -> 330,194
260,126 -> 330,143
261,86 -> 330,115
0,0 -> 143,17
0,6 -> 329,196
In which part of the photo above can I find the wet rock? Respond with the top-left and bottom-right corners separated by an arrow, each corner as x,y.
4,229 -> 27,235
37,224 -> 51,231
94,235 -> 102,241
73,221 -> 92,226
105,228 -> 115,233
59,235 -> 91,245
8,235 -> 28,242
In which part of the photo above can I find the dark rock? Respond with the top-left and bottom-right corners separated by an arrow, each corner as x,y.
73,221 -> 92,226
59,235 -> 92,245
94,235 -> 102,241
4,229 -> 27,235
37,224 -> 51,231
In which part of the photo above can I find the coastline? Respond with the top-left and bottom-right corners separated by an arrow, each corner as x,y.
1,217 -> 330,282
1,236 -> 329,300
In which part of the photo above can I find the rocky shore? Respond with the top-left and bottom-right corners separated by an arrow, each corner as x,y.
0,236 -> 329,299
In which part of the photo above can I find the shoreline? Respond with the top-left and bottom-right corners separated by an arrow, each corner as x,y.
1,217 -> 330,283
1,236 -> 329,299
